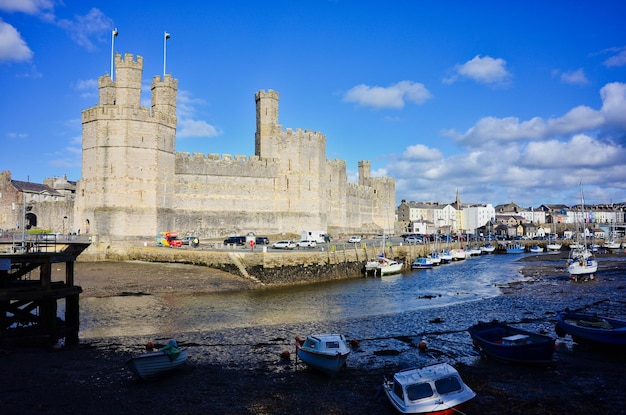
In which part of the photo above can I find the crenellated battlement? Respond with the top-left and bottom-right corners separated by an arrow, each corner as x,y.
152,74 -> 177,87
255,89 -> 280,101
175,152 -> 280,177
283,128 -> 326,142
82,104 -> 152,123
115,52 -> 143,69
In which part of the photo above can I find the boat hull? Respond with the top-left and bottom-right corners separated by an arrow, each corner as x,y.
126,350 -> 188,380
556,311 -> 626,346
468,321 -> 555,364
411,258 -> 433,269
296,334 -> 351,376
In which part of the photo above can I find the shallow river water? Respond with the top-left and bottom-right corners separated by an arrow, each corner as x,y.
79,253 -> 526,339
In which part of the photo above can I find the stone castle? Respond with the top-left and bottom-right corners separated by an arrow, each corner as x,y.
68,52 -> 395,240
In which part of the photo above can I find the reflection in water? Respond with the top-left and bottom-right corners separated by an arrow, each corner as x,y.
80,254 -> 524,338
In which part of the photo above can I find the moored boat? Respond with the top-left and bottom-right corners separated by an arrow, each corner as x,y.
530,245 -> 544,253
505,242 -> 525,253
428,250 -> 442,266
546,241 -> 562,251
468,321 -> 555,364
438,248 -> 452,264
411,257 -> 434,269
555,310 -> 626,346
126,339 -> 188,381
567,247 -> 597,281
467,245 -> 482,256
366,255 -> 403,276
382,363 -> 476,415
295,333 -> 351,376
480,242 -> 495,254
603,240 -> 620,250
450,248 -> 468,260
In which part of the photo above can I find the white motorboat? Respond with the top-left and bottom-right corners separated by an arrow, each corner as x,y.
603,240 -> 620,250
382,363 -> 476,415
126,340 -> 188,381
480,242 -> 496,254
411,257 -> 434,269
366,255 -> 403,276
428,250 -> 442,266
438,248 -> 452,264
467,245 -> 482,256
530,245 -> 544,253
450,248 -> 468,260
295,333 -> 351,376
546,241 -> 562,251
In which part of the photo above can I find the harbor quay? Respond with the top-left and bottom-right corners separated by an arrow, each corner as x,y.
82,238 -> 562,286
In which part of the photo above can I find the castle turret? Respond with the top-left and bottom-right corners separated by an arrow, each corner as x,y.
358,160 -> 371,186
114,53 -> 143,107
75,53 -> 177,239
254,89 -> 280,156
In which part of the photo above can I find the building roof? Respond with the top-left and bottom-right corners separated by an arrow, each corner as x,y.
11,180 -> 61,196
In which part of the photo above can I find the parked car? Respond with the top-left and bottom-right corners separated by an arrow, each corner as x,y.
404,236 -> 423,244
272,240 -> 296,249
255,236 -> 270,245
348,236 -> 361,243
224,236 -> 246,245
181,236 -> 200,247
297,240 -> 317,248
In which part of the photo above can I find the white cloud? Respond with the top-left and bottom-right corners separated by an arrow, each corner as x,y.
0,19 -> 33,62
560,68 -> 588,85
6,132 -> 28,139
402,144 -> 443,161
603,47 -> 626,67
444,55 -> 511,85
56,8 -> 113,51
343,80 -> 432,109
453,82 -> 626,146
0,0 -> 54,15
600,82 -> 626,128
175,89 -> 221,138
522,134 -> 622,168
177,119 -> 220,138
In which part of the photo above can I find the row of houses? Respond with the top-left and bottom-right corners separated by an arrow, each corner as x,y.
397,196 -> 626,240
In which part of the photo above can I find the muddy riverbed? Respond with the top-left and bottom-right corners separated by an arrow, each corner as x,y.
1,252 -> 625,414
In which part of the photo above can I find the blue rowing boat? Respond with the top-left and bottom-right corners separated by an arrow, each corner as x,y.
555,310 -> 626,346
468,321 -> 555,364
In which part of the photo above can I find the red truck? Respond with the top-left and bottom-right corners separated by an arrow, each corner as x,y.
157,231 -> 183,247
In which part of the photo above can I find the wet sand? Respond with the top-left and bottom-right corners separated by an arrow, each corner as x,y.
2,253 -> 626,414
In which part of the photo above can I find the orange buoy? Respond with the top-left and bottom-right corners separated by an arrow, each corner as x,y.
418,341 -> 427,351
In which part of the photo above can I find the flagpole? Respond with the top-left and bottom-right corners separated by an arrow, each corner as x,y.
111,28 -> 118,80
163,31 -> 170,77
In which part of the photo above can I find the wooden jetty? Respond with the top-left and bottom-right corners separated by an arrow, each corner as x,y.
0,239 -> 90,347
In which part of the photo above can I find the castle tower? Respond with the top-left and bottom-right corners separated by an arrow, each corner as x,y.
358,160 -> 371,186
75,53 -> 177,239
254,90 -> 280,157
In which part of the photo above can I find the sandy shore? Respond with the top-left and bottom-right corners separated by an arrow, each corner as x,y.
2,254 -> 626,414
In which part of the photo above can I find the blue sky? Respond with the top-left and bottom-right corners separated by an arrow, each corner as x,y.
1,0 -> 625,208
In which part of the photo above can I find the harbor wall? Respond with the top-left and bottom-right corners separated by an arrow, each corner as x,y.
92,244 -> 438,286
